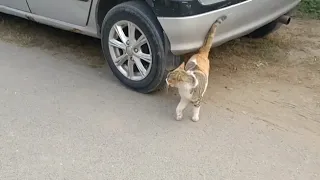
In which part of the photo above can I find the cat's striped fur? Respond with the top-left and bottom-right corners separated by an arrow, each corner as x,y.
166,15 -> 227,122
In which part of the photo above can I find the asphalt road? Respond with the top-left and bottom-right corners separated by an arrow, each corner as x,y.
0,41 -> 319,180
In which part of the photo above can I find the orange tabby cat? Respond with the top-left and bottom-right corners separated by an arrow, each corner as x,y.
166,15 -> 227,122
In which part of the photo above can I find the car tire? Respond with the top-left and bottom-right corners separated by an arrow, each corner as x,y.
100,0 -> 168,94
246,20 -> 281,39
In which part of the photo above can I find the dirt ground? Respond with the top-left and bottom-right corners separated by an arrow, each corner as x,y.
1,13 -> 319,136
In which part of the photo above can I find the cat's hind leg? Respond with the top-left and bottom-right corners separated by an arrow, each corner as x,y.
176,98 -> 189,121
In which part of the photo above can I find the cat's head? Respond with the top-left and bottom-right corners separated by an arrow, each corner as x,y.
166,69 -> 198,89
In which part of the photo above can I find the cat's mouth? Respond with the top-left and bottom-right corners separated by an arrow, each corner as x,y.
166,83 -> 175,88
165,78 -> 172,86
165,79 -> 173,94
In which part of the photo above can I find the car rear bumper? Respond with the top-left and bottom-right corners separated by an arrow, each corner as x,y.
158,0 -> 301,55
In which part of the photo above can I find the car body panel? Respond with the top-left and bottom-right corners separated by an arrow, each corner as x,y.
0,0 -> 301,56
0,0 -> 30,12
26,0 -> 93,26
158,0 -> 301,55
0,0 -> 99,38
198,0 -> 226,6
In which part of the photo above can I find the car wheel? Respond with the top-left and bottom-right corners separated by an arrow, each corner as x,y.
101,1 -> 168,93
246,20 -> 281,39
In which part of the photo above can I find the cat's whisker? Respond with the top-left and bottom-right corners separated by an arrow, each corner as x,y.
165,84 -> 169,94
165,78 -> 170,94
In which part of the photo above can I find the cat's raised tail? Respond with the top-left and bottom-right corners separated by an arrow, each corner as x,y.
198,15 -> 227,57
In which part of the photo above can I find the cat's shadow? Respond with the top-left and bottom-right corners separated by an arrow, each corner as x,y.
155,89 -> 201,122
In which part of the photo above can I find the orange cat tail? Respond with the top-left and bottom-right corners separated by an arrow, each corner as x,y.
199,15 -> 227,57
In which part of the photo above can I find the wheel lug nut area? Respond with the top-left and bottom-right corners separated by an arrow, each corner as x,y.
108,20 -> 152,81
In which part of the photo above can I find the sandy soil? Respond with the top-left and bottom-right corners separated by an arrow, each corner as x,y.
206,19 -> 320,136
1,13 -> 319,136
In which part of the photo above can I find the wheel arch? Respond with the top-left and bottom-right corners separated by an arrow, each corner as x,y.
95,0 -> 181,75
95,0 -> 155,37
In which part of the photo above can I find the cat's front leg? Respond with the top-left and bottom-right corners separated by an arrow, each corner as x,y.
176,98 -> 189,121
191,100 -> 201,122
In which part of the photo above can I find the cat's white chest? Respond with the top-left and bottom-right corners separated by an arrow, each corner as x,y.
177,83 -> 193,100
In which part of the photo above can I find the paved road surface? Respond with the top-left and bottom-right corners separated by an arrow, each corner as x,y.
0,41 -> 319,180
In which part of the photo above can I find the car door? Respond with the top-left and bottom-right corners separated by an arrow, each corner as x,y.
26,0 -> 92,27
1,0 -> 31,12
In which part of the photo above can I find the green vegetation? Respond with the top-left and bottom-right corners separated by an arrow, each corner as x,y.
298,0 -> 320,19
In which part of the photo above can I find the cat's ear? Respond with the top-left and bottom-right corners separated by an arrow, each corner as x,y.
177,62 -> 185,70
185,60 -> 197,71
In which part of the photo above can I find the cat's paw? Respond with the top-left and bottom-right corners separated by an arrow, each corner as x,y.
191,116 -> 199,122
176,113 -> 183,121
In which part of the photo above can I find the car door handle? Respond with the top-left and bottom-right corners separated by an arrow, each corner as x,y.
78,0 -> 89,2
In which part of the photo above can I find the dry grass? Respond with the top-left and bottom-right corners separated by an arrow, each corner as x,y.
210,33 -> 292,69
0,13 -> 104,67
207,18 -> 320,74
0,13 -> 319,80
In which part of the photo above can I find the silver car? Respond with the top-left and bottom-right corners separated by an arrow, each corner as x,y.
0,0 -> 301,93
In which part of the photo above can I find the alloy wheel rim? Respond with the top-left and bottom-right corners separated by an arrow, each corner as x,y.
108,20 -> 152,81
